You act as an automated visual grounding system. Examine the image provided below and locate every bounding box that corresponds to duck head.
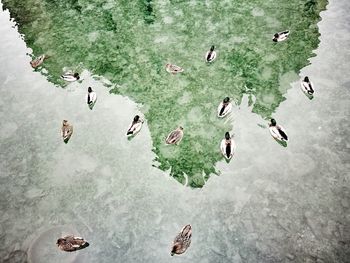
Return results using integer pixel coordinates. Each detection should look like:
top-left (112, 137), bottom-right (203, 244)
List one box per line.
top-left (56, 238), bottom-right (66, 247)
top-left (134, 115), bottom-right (140, 122)
top-left (223, 97), bottom-right (230, 103)
top-left (270, 118), bottom-right (277, 127)
top-left (171, 243), bottom-right (181, 256)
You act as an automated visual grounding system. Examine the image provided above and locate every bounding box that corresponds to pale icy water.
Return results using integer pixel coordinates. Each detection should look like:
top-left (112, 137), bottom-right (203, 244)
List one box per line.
top-left (0, 0), bottom-right (349, 263)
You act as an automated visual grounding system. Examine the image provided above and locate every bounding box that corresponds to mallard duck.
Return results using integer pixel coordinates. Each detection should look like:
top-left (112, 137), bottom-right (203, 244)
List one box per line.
top-left (86, 87), bottom-right (97, 110)
top-left (166, 127), bottom-right (184, 145)
top-left (300, 76), bottom-right (315, 96)
top-left (61, 120), bottom-right (73, 143)
top-left (205, 45), bottom-right (217, 62)
top-left (272, 30), bottom-right (290, 42)
top-left (171, 224), bottom-right (192, 256)
top-left (61, 72), bottom-right (80, 82)
top-left (56, 235), bottom-right (89, 252)
top-left (165, 64), bottom-right (184, 74)
top-left (220, 132), bottom-right (235, 160)
top-left (30, 54), bottom-right (47, 68)
top-left (217, 97), bottom-right (232, 118)
top-left (126, 115), bottom-right (144, 136)
top-left (269, 118), bottom-right (288, 142)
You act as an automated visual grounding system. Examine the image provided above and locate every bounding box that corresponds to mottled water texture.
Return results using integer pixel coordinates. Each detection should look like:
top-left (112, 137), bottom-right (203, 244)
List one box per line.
top-left (1, 0), bottom-right (328, 187)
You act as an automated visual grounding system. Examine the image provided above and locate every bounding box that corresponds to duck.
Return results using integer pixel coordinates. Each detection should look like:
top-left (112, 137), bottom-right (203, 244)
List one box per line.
top-left (61, 120), bottom-right (73, 143)
top-left (269, 118), bottom-right (288, 142)
top-left (272, 30), bottom-right (290, 42)
top-left (205, 45), bottom-right (217, 62)
top-left (56, 235), bottom-right (89, 252)
top-left (165, 64), bottom-right (184, 74)
top-left (220, 132), bottom-right (235, 160)
top-left (126, 115), bottom-right (144, 136)
top-left (166, 127), bottom-right (184, 145)
top-left (300, 76), bottom-right (315, 96)
top-left (61, 72), bottom-right (80, 82)
top-left (171, 224), bottom-right (192, 256)
top-left (217, 97), bottom-right (232, 118)
top-left (30, 54), bottom-right (47, 68)
top-left (86, 87), bottom-right (97, 110)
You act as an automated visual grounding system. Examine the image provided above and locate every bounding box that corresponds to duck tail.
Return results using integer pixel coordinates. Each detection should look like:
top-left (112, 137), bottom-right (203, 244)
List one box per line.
top-left (278, 128), bottom-right (288, 140)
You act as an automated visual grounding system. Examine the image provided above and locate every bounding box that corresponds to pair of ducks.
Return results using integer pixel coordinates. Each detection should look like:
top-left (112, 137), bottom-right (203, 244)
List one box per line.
top-left (60, 88), bottom-right (97, 142)
top-left (30, 55), bottom-right (81, 82)
top-left (57, 225), bottom-right (192, 256)
top-left (220, 118), bottom-right (289, 160)
top-left (165, 46), bottom-right (217, 74)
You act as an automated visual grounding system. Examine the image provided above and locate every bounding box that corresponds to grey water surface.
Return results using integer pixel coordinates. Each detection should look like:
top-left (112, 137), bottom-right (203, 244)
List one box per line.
top-left (0, 0), bottom-right (349, 262)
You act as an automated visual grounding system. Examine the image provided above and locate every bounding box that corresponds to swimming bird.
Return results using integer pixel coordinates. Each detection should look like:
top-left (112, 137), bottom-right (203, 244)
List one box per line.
top-left (272, 30), bottom-right (290, 42)
top-left (166, 127), bottom-right (184, 145)
top-left (30, 54), bottom-right (47, 68)
top-left (269, 118), bottom-right (288, 141)
top-left (127, 115), bottom-right (144, 136)
top-left (61, 72), bottom-right (80, 82)
top-left (220, 132), bottom-right (234, 160)
top-left (86, 87), bottom-right (97, 109)
top-left (165, 64), bottom-right (184, 74)
top-left (56, 235), bottom-right (89, 252)
top-left (61, 120), bottom-right (73, 143)
top-left (171, 224), bottom-right (192, 256)
top-left (217, 97), bottom-right (232, 118)
top-left (301, 76), bottom-right (314, 95)
top-left (205, 45), bottom-right (217, 62)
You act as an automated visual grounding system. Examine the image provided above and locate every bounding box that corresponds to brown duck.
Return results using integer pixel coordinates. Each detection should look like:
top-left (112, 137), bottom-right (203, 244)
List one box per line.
top-left (56, 235), bottom-right (89, 252)
top-left (61, 120), bottom-right (73, 143)
top-left (165, 127), bottom-right (184, 145)
top-left (171, 224), bottom-right (192, 256)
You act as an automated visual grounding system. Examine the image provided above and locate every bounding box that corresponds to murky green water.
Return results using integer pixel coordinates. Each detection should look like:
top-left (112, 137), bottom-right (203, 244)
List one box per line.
top-left (2, 0), bottom-right (327, 187)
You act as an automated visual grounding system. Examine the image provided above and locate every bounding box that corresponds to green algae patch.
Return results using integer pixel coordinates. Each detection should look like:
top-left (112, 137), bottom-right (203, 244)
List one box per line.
top-left (2, 0), bottom-right (327, 187)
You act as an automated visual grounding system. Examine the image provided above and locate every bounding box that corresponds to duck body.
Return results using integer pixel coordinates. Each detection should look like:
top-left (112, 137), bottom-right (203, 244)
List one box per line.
top-left (205, 50), bottom-right (217, 62)
top-left (165, 64), bottom-right (184, 74)
top-left (300, 79), bottom-right (315, 97)
top-left (269, 125), bottom-right (288, 142)
top-left (166, 127), bottom-right (184, 145)
top-left (61, 73), bottom-right (80, 82)
top-left (220, 138), bottom-right (235, 160)
top-left (57, 235), bottom-right (89, 252)
top-left (171, 225), bottom-right (192, 256)
top-left (126, 118), bottom-right (144, 136)
top-left (217, 101), bottom-right (232, 118)
top-left (272, 30), bottom-right (290, 42)
top-left (30, 55), bottom-right (46, 68)
top-left (62, 121), bottom-right (73, 143)
top-left (86, 91), bottom-right (97, 110)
